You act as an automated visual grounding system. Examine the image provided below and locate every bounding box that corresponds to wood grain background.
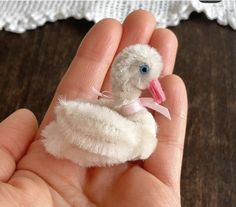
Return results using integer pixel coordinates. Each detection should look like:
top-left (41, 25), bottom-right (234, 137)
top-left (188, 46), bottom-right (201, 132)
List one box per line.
top-left (0, 13), bottom-right (235, 207)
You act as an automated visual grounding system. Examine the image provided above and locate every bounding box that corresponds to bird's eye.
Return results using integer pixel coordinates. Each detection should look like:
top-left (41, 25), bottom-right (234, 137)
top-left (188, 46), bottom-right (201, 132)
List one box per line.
top-left (139, 64), bottom-right (150, 75)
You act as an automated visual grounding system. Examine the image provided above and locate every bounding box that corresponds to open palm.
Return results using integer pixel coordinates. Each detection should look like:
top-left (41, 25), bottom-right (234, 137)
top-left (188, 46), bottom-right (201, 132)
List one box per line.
top-left (0, 10), bottom-right (187, 207)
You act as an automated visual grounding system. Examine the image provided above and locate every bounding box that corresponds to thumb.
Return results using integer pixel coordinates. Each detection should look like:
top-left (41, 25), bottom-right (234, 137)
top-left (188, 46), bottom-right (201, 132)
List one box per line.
top-left (0, 109), bottom-right (38, 181)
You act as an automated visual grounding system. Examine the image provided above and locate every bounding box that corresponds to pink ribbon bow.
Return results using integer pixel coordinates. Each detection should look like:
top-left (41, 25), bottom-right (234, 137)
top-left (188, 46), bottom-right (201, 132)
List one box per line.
top-left (120, 98), bottom-right (171, 120)
top-left (92, 86), bottom-right (171, 120)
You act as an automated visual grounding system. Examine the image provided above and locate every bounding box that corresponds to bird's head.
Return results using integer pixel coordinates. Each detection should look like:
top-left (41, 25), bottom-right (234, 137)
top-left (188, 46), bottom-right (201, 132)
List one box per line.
top-left (111, 44), bottom-right (165, 105)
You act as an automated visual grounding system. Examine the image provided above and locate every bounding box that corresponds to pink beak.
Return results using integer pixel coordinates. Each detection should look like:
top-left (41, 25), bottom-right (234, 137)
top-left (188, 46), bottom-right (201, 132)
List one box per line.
top-left (149, 79), bottom-right (166, 104)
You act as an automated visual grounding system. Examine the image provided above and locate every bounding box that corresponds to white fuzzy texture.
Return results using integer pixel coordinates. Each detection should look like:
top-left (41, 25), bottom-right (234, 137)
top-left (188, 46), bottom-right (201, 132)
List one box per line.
top-left (42, 44), bottom-right (163, 167)
top-left (1, 1), bottom-right (235, 33)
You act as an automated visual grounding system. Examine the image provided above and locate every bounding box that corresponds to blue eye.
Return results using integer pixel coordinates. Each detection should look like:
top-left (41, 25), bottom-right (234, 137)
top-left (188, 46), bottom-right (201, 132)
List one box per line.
top-left (139, 64), bottom-right (150, 74)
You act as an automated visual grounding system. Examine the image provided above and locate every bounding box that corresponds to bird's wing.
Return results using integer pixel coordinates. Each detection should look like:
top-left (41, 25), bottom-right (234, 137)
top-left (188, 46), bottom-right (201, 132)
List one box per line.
top-left (52, 100), bottom-right (139, 157)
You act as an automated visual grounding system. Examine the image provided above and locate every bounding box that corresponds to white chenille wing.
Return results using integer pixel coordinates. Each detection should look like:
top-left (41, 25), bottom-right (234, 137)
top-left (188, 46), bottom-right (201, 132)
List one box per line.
top-left (42, 99), bottom-right (141, 164)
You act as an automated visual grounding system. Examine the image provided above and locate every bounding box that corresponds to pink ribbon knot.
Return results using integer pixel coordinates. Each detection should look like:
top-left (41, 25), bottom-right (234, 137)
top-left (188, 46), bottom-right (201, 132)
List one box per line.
top-left (92, 87), bottom-right (171, 120)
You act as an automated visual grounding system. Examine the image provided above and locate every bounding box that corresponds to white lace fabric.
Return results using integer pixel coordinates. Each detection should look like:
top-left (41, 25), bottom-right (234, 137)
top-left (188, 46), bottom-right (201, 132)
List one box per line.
top-left (0, 0), bottom-right (235, 33)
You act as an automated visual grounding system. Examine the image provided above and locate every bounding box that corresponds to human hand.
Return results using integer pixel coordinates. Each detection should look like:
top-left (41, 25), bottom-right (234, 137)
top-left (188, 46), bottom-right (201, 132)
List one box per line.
top-left (0, 10), bottom-right (187, 207)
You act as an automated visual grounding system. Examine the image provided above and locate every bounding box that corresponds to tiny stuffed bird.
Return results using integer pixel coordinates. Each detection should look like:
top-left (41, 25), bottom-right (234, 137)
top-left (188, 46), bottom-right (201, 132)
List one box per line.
top-left (42, 44), bottom-right (170, 167)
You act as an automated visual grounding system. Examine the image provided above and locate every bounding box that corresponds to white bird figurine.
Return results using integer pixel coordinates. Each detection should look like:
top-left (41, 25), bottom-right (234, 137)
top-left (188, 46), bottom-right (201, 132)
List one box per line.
top-left (42, 44), bottom-right (170, 167)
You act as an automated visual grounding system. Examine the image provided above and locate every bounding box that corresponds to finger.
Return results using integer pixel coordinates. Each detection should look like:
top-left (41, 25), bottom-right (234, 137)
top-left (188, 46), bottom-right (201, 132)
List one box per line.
top-left (0, 109), bottom-right (38, 181)
top-left (141, 28), bottom-right (178, 98)
top-left (143, 75), bottom-right (188, 195)
top-left (149, 28), bottom-right (178, 76)
top-left (39, 19), bottom-right (122, 134)
top-left (117, 9), bottom-right (156, 53)
top-left (102, 9), bottom-right (156, 91)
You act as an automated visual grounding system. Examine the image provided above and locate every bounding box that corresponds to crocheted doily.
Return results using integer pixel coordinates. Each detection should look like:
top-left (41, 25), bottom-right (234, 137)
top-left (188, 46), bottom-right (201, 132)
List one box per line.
top-left (0, 1), bottom-right (235, 33)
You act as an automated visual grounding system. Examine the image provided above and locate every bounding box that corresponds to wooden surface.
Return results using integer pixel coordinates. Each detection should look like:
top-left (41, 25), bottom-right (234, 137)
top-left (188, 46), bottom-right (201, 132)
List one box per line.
top-left (0, 13), bottom-right (235, 207)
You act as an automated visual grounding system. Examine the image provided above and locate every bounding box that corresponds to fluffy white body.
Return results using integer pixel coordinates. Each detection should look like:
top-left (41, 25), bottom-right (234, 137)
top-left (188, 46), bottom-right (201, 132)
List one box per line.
top-left (42, 99), bottom-right (157, 166)
top-left (42, 44), bottom-right (163, 167)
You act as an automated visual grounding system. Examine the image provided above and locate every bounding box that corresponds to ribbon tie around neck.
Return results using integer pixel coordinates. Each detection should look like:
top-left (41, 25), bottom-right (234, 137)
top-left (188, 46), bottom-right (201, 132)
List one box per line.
top-left (92, 87), bottom-right (171, 120)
